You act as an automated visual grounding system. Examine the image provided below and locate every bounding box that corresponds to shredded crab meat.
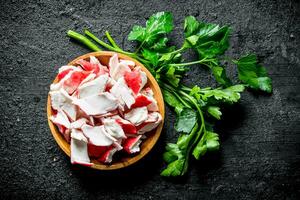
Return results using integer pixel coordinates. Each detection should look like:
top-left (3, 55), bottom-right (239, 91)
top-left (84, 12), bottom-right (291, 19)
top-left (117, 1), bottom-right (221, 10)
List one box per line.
top-left (119, 59), bottom-right (135, 67)
top-left (141, 87), bottom-right (159, 111)
top-left (110, 77), bottom-right (135, 109)
top-left (81, 124), bottom-right (115, 146)
top-left (79, 73), bottom-right (96, 87)
top-left (50, 109), bottom-right (70, 128)
top-left (137, 112), bottom-right (162, 134)
top-left (70, 118), bottom-right (88, 129)
top-left (98, 146), bottom-right (118, 163)
top-left (78, 74), bottom-right (109, 98)
top-left (71, 138), bottom-right (92, 166)
top-left (49, 54), bottom-right (162, 165)
top-left (71, 129), bottom-right (87, 142)
top-left (102, 118), bottom-right (126, 139)
top-left (108, 54), bottom-right (119, 78)
top-left (124, 107), bottom-right (148, 126)
top-left (73, 92), bottom-right (118, 115)
top-left (111, 63), bottom-right (131, 81)
top-left (123, 135), bottom-right (142, 154)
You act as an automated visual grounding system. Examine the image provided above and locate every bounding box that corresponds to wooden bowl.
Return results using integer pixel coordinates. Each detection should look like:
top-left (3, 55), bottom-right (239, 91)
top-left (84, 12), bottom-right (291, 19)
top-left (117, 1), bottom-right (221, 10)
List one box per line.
top-left (47, 51), bottom-right (165, 170)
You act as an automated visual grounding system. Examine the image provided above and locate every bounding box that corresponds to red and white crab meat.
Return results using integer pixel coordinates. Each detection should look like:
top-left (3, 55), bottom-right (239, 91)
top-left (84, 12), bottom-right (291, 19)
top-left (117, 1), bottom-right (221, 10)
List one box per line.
top-left (49, 54), bottom-right (162, 166)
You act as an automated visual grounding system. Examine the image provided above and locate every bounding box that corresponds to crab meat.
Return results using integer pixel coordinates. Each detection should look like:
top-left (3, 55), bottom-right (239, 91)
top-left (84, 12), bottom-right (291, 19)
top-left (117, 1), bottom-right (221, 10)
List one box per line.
top-left (124, 107), bottom-right (148, 126)
top-left (141, 87), bottom-right (159, 111)
top-left (58, 65), bottom-right (80, 73)
top-left (123, 135), bottom-right (142, 154)
top-left (50, 70), bottom-right (72, 91)
top-left (71, 129), bottom-right (87, 142)
top-left (63, 71), bottom-right (90, 94)
top-left (135, 67), bottom-right (147, 92)
top-left (57, 66), bottom-right (80, 81)
top-left (71, 137), bottom-right (92, 166)
top-left (108, 54), bottom-right (119, 77)
top-left (49, 90), bottom-right (67, 110)
top-left (108, 54), bottom-right (132, 81)
top-left (102, 118), bottom-right (126, 139)
top-left (113, 116), bottom-right (137, 135)
top-left (77, 56), bottom-right (108, 75)
top-left (50, 54), bottom-right (162, 165)
top-left (51, 66), bottom-right (84, 91)
top-left (78, 74), bottom-right (109, 98)
top-left (98, 146), bottom-right (118, 163)
top-left (73, 92), bottom-right (118, 115)
top-left (110, 78), bottom-right (135, 109)
top-left (56, 123), bottom-right (66, 134)
top-left (50, 88), bottom-right (77, 121)
top-left (131, 94), bottom-right (152, 108)
top-left (111, 63), bottom-right (131, 81)
top-left (81, 124), bottom-right (115, 146)
top-left (89, 56), bottom-right (109, 75)
top-left (70, 118), bottom-right (88, 129)
top-left (79, 73), bottom-right (96, 86)
top-left (65, 130), bottom-right (72, 143)
top-left (87, 144), bottom-right (110, 158)
top-left (56, 125), bottom-right (71, 143)
top-left (61, 104), bottom-right (77, 121)
top-left (114, 138), bottom-right (123, 151)
top-left (120, 59), bottom-right (135, 69)
top-left (124, 70), bottom-right (141, 95)
top-left (89, 116), bottom-right (95, 126)
top-left (93, 110), bottom-right (118, 119)
top-left (105, 77), bottom-right (116, 91)
top-left (137, 112), bottom-right (162, 134)
top-left (50, 109), bottom-right (70, 129)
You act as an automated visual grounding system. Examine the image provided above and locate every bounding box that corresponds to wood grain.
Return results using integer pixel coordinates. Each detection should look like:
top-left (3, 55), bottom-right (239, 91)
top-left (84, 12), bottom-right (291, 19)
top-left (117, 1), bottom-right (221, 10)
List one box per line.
top-left (47, 51), bottom-right (165, 170)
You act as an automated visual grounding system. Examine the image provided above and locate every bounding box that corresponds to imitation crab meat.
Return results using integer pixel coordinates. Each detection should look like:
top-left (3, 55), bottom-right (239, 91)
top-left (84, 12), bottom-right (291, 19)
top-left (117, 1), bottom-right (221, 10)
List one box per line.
top-left (49, 54), bottom-right (162, 166)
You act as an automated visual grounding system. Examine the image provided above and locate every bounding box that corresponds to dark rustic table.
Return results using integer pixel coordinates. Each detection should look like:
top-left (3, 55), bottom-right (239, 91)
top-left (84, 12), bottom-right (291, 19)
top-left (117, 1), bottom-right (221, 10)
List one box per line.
top-left (0, 0), bottom-right (299, 199)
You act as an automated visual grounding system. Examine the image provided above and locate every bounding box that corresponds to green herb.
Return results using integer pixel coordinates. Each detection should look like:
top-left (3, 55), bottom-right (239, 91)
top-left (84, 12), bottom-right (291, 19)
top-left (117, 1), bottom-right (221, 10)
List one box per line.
top-left (234, 54), bottom-right (272, 93)
top-left (128, 12), bottom-right (173, 52)
top-left (66, 11), bottom-right (272, 177)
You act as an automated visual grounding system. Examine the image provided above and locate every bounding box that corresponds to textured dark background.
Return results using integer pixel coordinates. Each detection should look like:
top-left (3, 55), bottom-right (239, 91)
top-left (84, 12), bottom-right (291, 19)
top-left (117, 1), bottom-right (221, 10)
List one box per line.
top-left (0, 0), bottom-right (299, 199)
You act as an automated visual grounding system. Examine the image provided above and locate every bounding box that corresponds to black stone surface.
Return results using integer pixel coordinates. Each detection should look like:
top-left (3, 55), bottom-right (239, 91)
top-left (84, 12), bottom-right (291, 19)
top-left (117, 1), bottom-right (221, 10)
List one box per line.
top-left (0, 0), bottom-right (299, 199)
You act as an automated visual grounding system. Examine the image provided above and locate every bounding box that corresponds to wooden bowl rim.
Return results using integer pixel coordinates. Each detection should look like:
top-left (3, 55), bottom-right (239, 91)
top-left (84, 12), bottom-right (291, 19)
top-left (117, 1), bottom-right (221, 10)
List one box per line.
top-left (47, 51), bottom-right (165, 170)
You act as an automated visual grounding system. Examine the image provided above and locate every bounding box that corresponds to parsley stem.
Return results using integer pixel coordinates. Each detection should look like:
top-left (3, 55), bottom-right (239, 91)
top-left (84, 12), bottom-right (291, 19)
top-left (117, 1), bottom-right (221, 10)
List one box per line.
top-left (180, 85), bottom-right (192, 92)
top-left (85, 30), bottom-right (121, 52)
top-left (168, 46), bottom-right (187, 55)
top-left (134, 40), bottom-right (145, 54)
top-left (84, 30), bottom-right (151, 65)
top-left (181, 123), bottom-right (201, 175)
top-left (161, 83), bottom-right (191, 108)
top-left (169, 57), bottom-right (214, 67)
top-left (67, 30), bottom-right (101, 51)
top-left (105, 31), bottom-right (122, 50)
top-left (179, 90), bottom-right (206, 133)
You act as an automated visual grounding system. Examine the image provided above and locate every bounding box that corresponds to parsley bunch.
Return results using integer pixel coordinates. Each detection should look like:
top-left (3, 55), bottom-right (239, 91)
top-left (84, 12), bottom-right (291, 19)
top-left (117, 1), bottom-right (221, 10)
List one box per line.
top-left (67, 12), bottom-right (272, 176)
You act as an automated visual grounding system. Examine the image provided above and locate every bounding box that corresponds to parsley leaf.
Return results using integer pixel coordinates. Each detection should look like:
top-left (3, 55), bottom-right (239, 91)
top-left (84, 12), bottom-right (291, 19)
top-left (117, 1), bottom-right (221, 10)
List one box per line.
top-left (162, 89), bottom-right (185, 114)
top-left (207, 106), bottom-right (222, 120)
top-left (175, 108), bottom-right (197, 133)
top-left (142, 49), bottom-right (159, 66)
top-left (149, 37), bottom-right (169, 51)
top-left (161, 123), bottom-right (199, 176)
top-left (183, 16), bottom-right (231, 58)
top-left (202, 84), bottom-right (245, 104)
top-left (165, 66), bottom-right (181, 87)
top-left (193, 131), bottom-right (220, 159)
top-left (191, 84), bottom-right (245, 104)
top-left (128, 12), bottom-right (173, 47)
top-left (235, 54), bottom-right (272, 93)
top-left (211, 66), bottom-right (232, 87)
